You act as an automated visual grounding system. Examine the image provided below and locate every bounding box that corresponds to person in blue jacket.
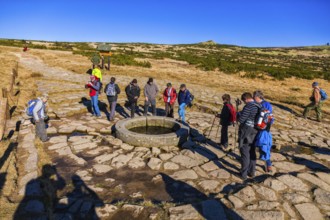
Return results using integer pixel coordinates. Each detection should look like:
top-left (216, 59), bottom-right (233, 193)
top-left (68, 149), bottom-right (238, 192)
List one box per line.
top-left (177, 84), bottom-right (191, 122)
top-left (253, 90), bottom-right (274, 173)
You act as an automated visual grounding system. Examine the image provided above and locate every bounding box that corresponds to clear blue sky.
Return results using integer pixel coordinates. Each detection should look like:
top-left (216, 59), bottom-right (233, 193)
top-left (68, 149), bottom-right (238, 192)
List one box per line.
top-left (0, 0), bottom-right (329, 47)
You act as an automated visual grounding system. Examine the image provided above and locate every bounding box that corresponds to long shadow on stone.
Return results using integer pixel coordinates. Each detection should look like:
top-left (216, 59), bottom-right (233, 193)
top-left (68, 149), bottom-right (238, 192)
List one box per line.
top-left (55, 174), bottom-right (104, 219)
top-left (13, 164), bottom-right (66, 220)
top-left (115, 103), bottom-right (130, 119)
top-left (0, 172), bottom-right (7, 195)
top-left (160, 173), bottom-right (243, 220)
top-left (0, 142), bottom-right (17, 170)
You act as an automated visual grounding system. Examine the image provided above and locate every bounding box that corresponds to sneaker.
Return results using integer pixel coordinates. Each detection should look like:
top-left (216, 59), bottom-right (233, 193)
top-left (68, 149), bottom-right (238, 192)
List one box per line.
top-left (96, 115), bottom-right (102, 119)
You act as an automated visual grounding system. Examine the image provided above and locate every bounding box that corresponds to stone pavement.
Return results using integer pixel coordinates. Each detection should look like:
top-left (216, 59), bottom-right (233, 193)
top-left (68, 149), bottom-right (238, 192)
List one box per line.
top-left (13, 53), bottom-right (330, 219)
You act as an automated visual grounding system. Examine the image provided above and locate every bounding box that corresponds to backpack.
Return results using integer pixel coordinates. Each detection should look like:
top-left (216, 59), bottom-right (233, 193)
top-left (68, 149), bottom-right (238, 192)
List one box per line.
top-left (26, 99), bottom-right (38, 117)
top-left (226, 103), bottom-right (237, 123)
top-left (254, 103), bottom-right (274, 130)
top-left (106, 83), bottom-right (116, 96)
top-left (320, 89), bottom-right (328, 101)
top-left (186, 91), bottom-right (194, 107)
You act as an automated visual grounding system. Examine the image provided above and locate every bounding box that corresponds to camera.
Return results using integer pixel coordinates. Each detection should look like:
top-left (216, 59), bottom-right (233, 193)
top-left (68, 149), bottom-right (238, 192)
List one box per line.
top-left (235, 98), bottom-right (242, 106)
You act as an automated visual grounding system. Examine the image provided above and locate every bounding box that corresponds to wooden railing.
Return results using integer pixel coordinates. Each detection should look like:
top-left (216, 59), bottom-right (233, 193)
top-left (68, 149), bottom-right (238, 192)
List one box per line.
top-left (0, 62), bottom-right (19, 141)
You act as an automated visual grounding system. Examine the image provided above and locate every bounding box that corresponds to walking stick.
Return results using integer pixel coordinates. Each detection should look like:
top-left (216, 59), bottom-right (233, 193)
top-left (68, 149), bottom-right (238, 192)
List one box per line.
top-left (208, 116), bottom-right (217, 138)
top-left (234, 98), bottom-right (242, 152)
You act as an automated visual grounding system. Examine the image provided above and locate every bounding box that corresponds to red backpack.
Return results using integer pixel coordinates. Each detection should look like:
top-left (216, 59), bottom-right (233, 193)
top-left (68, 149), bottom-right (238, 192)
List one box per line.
top-left (226, 103), bottom-right (237, 123)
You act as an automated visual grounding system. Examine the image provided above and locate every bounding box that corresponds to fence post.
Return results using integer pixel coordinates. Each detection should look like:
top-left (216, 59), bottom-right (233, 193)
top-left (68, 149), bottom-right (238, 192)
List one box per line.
top-left (0, 98), bottom-right (8, 141)
top-left (7, 73), bottom-right (15, 95)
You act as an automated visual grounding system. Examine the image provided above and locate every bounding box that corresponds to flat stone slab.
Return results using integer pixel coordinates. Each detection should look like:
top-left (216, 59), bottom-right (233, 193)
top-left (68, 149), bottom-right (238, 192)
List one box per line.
top-left (277, 174), bottom-right (309, 191)
top-left (295, 203), bottom-right (324, 220)
top-left (171, 170), bottom-right (198, 180)
top-left (92, 164), bottom-right (113, 174)
top-left (237, 210), bottom-right (284, 220)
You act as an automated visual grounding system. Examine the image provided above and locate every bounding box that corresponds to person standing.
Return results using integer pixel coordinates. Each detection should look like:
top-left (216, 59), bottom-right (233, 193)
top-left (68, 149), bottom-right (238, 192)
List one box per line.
top-left (177, 84), bottom-right (191, 123)
top-left (217, 94), bottom-right (236, 150)
top-left (303, 82), bottom-right (325, 122)
top-left (253, 90), bottom-right (274, 173)
top-left (144, 78), bottom-right (159, 116)
top-left (92, 66), bottom-right (103, 82)
top-left (33, 95), bottom-right (49, 142)
top-left (163, 83), bottom-right (177, 117)
top-left (104, 77), bottom-right (121, 121)
top-left (125, 79), bottom-right (141, 118)
top-left (85, 75), bottom-right (101, 118)
top-left (237, 92), bottom-right (259, 181)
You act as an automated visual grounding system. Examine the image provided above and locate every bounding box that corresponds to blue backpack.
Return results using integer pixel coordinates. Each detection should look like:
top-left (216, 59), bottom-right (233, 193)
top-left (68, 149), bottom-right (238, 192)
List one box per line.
top-left (26, 99), bottom-right (38, 117)
top-left (320, 89), bottom-right (328, 101)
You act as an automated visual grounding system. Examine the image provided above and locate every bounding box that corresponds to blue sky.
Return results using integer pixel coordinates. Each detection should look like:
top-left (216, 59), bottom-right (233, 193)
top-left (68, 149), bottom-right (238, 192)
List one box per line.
top-left (0, 0), bottom-right (329, 47)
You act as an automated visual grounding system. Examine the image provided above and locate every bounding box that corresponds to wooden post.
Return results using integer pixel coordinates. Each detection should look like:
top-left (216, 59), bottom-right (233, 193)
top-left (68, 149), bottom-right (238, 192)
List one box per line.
top-left (0, 98), bottom-right (8, 141)
top-left (2, 88), bottom-right (7, 99)
top-left (101, 57), bottom-right (104, 69)
top-left (8, 73), bottom-right (15, 95)
top-left (108, 56), bottom-right (111, 71)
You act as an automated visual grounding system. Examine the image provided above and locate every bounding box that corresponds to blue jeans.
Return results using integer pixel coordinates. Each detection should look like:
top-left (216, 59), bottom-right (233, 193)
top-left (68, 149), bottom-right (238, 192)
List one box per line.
top-left (266, 160), bottom-right (272, 167)
top-left (91, 95), bottom-right (101, 116)
top-left (179, 103), bottom-right (186, 122)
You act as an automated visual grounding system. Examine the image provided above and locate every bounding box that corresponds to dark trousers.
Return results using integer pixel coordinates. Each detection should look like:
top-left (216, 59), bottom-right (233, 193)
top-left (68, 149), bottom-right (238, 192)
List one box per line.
top-left (238, 125), bottom-right (258, 178)
top-left (107, 96), bottom-right (117, 120)
top-left (220, 125), bottom-right (228, 147)
top-left (144, 99), bottom-right (156, 116)
top-left (165, 102), bottom-right (174, 117)
top-left (36, 120), bottom-right (48, 142)
top-left (129, 100), bottom-right (138, 118)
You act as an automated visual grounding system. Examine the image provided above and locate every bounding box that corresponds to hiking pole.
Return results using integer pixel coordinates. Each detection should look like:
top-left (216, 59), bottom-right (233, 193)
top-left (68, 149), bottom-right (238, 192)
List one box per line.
top-left (208, 115), bottom-right (217, 138)
top-left (234, 98), bottom-right (242, 152)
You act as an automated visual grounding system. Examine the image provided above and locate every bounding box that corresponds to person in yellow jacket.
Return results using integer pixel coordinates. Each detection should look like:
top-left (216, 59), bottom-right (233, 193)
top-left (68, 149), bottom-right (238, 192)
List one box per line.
top-left (92, 67), bottom-right (103, 82)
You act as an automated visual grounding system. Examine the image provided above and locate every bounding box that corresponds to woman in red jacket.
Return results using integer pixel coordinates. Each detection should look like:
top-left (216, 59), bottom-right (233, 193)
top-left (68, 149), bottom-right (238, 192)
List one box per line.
top-left (163, 83), bottom-right (177, 117)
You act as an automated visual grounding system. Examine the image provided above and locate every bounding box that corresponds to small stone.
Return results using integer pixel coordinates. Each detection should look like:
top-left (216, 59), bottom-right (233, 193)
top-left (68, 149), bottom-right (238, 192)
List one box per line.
top-left (128, 157), bottom-right (146, 169)
top-left (208, 169), bottom-right (231, 179)
top-left (171, 169), bottom-right (198, 180)
top-left (111, 153), bottom-right (135, 168)
top-left (171, 155), bottom-right (202, 168)
top-left (49, 135), bottom-right (67, 144)
top-left (120, 143), bottom-right (134, 151)
top-left (135, 147), bottom-right (150, 152)
top-left (152, 174), bottom-right (162, 183)
top-left (109, 138), bottom-right (123, 146)
top-left (234, 186), bottom-right (256, 203)
top-left (253, 185), bottom-right (277, 201)
top-left (147, 157), bottom-right (162, 170)
top-left (130, 192), bottom-right (143, 198)
top-left (263, 178), bottom-right (287, 192)
top-left (92, 164), bottom-right (113, 174)
top-left (316, 172), bottom-right (330, 185)
top-left (71, 142), bottom-right (98, 152)
top-left (283, 202), bottom-right (296, 218)
top-left (201, 161), bottom-right (219, 172)
top-left (159, 153), bottom-right (174, 161)
top-left (47, 127), bottom-right (57, 134)
top-left (198, 180), bottom-right (220, 193)
top-left (151, 147), bottom-right (161, 156)
top-left (283, 193), bottom-right (311, 204)
top-left (297, 173), bottom-right (330, 191)
top-left (277, 174), bottom-right (309, 191)
top-left (94, 152), bottom-right (119, 164)
top-left (163, 162), bottom-right (180, 171)
top-left (228, 195), bottom-right (244, 209)
top-left (314, 188), bottom-right (330, 205)
top-left (295, 203), bottom-right (324, 220)
top-left (273, 161), bottom-right (305, 172)
top-left (192, 166), bottom-right (209, 178)
top-left (237, 210), bottom-right (284, 220)
top-left (68, 154), bottom-right (87, 166)
top-left (169, 204), bottom-right (203, 220)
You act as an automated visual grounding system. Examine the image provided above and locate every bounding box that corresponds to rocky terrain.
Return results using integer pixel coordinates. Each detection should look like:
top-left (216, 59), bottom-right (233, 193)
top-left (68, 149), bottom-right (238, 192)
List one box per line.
top-left (1, 52), bottom-right (330, 219)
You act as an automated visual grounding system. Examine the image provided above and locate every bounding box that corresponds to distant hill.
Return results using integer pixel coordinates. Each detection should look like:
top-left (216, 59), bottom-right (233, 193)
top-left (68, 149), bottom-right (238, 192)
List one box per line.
top-left (199, 40), bottom-right (217, 45)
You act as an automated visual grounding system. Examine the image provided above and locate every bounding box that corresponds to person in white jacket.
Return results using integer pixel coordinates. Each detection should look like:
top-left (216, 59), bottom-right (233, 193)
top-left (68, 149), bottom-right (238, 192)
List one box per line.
top-left (33, 95), bottom-right (49, 142)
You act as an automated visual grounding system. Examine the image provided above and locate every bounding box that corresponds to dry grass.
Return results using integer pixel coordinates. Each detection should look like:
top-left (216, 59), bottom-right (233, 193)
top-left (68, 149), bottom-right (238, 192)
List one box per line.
top-left (22, 47), bottom-right (330, 116)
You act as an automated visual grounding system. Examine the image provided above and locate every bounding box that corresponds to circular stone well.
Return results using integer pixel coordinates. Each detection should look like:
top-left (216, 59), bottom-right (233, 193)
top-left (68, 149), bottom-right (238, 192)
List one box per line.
top-left (115, 116), bottom-right (189, 148)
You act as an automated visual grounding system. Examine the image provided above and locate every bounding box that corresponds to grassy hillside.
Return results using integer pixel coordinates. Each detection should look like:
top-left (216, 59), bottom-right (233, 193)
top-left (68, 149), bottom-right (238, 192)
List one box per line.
top-left (1, 38), bottom-right (329, 81)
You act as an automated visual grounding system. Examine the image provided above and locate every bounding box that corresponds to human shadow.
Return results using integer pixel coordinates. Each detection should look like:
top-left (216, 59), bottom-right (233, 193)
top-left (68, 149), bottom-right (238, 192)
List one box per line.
top-left (137, 104), bottom-right (167, 116)
top-left (54, 174), bottom-right (104, 219)
top-left (14, 164), bottom-right (66, 220)
top-left (0, 142), bottom-right (17, 170)
top-left (270, 102), bottom-right (300, 116)
top-left (116, 103), bottom-right (130, 119)
top-left (0, 172), bottom-right (6, 195)
top-left (160, 173), bottom-right (243, 220)
top-left (124, 101), bottom-right (142, 117)
top-left (79, 97), bottom-right (110, 119)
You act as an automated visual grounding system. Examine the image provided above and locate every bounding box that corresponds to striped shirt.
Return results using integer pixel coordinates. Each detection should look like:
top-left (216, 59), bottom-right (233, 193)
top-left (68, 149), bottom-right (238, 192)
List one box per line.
top-left (238, 101), bottom-right (259, 127)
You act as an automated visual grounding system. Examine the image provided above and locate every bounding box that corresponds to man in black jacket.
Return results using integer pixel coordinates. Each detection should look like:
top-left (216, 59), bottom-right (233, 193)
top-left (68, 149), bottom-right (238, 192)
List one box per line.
top-left (237, 92), bottom-right (259, 181)
top-left (104, 77), bottom-right (121, 121)
top-left (125, 79), bottom-right (140, 118)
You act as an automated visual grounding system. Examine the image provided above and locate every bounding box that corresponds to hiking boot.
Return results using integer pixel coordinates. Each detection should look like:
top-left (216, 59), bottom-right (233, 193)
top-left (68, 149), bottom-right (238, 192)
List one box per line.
top-left (267, 166), bottom-right (273, 173)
